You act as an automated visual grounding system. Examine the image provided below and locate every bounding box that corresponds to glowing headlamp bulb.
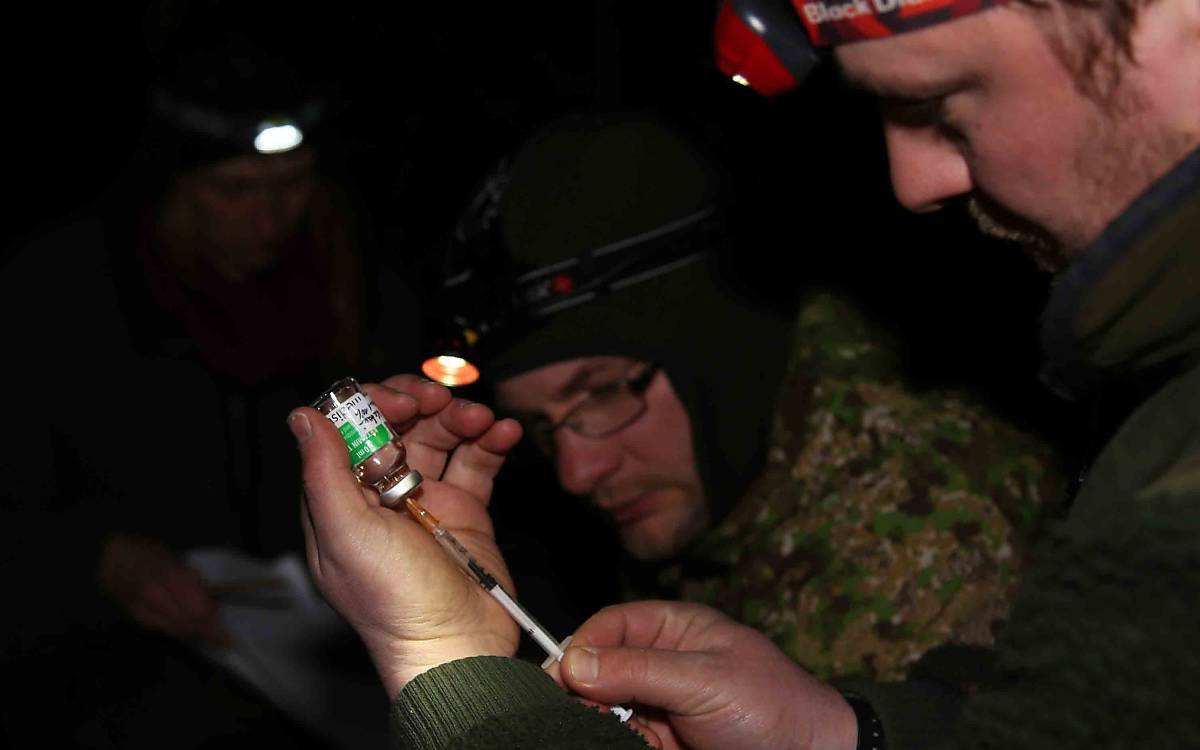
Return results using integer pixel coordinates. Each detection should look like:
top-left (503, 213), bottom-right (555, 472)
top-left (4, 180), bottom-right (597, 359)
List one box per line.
top-left (421, 354), bottom-right (481, 387)
top-left (255, 121), bottom-right (304, 154)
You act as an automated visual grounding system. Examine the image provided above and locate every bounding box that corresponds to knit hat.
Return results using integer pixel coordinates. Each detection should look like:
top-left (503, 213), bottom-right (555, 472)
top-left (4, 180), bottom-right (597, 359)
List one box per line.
top-left (439, 112), bottom-right (796, 518)
top-left (142, 4), bottom-right (336, 175)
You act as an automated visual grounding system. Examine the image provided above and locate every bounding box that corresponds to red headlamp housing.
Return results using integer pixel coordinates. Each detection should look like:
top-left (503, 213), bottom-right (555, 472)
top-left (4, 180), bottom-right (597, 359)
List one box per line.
top-left (716, 0), bottom-right (1010, 96)
top-left (713, 0), bottom-right (820, 97)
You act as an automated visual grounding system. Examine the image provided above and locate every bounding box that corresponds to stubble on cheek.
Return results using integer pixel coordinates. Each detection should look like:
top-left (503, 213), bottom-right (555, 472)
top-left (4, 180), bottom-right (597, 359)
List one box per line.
top-left (967, 194), bottom-right (1072, 273)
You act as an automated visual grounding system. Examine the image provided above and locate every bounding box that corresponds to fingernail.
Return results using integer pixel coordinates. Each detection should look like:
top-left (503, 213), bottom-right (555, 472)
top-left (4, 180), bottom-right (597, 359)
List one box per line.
top-left (565, 646), bottom-right (599, 684)
top-left (456, 399), bottom-right (475, 409)
top-left (287, 411), bottom-right (311, 443)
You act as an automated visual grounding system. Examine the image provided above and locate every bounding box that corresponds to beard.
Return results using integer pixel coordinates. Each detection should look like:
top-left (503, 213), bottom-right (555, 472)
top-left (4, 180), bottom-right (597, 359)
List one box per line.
top-left (595, 478), bottom-right (709, 562)
top-left (967, 194), bottom-right (1071, 274)
top-left (967, 105), bottom-right (1196, 276)
top-left (960, 21), bottom-right (1200, 276)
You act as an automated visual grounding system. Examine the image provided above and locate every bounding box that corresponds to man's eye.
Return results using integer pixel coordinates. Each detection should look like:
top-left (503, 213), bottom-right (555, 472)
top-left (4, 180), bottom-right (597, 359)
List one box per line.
top-left (586, 381), bottom-right (625, 403)
top-left (882, 96), bottom-right (945, 128)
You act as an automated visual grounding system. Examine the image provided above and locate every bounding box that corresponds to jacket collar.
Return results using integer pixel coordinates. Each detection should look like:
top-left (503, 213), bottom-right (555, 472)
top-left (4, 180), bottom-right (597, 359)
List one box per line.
top-left (1040, 147), bottom-right (1200, 401)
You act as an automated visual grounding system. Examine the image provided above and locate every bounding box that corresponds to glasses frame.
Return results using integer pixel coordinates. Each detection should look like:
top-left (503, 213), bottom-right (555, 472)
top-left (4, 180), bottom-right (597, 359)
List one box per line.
top-left (526, 362), bottom-right (661, 454)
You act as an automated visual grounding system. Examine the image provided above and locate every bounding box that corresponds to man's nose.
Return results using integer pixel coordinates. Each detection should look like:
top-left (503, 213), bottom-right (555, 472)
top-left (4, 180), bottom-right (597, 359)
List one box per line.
top-left (555, 430), bottom-right (621, 496)
top-left (883, 123), bottom-right (972, 213)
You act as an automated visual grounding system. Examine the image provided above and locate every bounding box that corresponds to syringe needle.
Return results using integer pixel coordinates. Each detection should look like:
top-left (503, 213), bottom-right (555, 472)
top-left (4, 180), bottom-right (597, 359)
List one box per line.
top-left (401, 494), bottom-right (633, 724)
top-left (404, 496), bottom-right (566, 662)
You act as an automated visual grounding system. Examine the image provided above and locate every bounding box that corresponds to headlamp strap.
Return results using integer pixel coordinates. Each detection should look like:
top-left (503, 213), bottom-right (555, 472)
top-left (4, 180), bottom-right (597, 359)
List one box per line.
top-left (513, 207), bottom-right (716, 317)
top-left (794, 0), bottom-right (1009, 46)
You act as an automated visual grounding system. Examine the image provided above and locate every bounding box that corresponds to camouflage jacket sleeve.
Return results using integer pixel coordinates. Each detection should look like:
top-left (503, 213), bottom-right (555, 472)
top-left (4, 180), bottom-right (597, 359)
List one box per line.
top-left (836, 482), bottom-right (1200, 750)
top-left (660, 291), bottom-right (1066, 681)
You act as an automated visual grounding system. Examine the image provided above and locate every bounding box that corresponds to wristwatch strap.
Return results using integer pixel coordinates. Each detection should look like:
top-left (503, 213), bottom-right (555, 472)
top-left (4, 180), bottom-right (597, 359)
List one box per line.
top-left (842, 691), bottom-right (886, 750)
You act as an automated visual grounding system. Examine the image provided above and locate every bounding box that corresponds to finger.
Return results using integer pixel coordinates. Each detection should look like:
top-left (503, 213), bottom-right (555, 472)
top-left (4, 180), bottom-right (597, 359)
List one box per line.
top-left (288, 407), bottom-right (375, 553)
top-left (628, 720), bottom-right (664, 749)
top-left (300, 493), bottom-right (322, 575)
top-left (130, 596), bottom-right (226, 646)
top-left (161, 566), bottom-right (214, 622)
top-left (402, 401), bottom-right (498, 479)
top-left (561, 644), bottom-right (722, 718)
top-left (544, 654), bottom-right (564, 686)
top-left (563, 696), bottom-right (663, 748)
top-left (370, 378), bottom-right (493, 470)
top-left (570, 601), bottom-right (724, 652)
top-left (440, 419), bottom-right (523, 504)
top-left (138, 580), bottom-right (210, 639)
top-left (200, 611), bottom-right (233, 649)
top-left (129, 601), bottom-right (187, 637)
top-left (139, 579), bottom-right (187, 624)
top-left (370, 377), bottom-right (451, 425)
top-left (362, 381), bottom-right (431, 426)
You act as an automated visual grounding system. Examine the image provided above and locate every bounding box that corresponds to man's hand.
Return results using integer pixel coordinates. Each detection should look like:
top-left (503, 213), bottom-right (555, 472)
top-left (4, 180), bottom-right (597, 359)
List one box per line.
top-left (553, 600), bottom-right (857, 750)
top-left (290, 375), bottom-right (523, 697)
top-left (98, 533), bottom-right (231, 648)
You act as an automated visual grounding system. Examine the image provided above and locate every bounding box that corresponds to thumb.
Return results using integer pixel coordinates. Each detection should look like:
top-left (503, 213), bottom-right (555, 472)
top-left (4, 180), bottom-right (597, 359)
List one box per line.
top-left (561, 644), bottom-right (720, 718)
top-left (289, 407), bottom-right (368, 535)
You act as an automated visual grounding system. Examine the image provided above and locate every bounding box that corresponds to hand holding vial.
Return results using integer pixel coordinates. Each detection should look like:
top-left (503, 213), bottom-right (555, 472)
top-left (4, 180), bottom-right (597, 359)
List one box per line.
top-left (289, 375), bottom-right (524, 697)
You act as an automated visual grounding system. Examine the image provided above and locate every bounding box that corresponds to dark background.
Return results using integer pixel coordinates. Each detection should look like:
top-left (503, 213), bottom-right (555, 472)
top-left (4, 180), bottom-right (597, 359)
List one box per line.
top-left (4, 0), bottom-right (1080, 680)
top-left (3, 0), bottom-right (1065, 422)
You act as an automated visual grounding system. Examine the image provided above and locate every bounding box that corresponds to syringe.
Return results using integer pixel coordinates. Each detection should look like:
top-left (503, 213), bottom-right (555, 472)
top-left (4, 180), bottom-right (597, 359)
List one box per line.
top-left (403, 495), bottom-right (565, 662)
top-left (402, 494), bottom-right (634, 725)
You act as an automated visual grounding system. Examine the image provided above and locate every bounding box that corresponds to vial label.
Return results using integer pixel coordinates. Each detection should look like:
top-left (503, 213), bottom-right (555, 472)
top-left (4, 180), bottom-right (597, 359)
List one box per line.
top-left (327, 391), bottom-right (394, 465)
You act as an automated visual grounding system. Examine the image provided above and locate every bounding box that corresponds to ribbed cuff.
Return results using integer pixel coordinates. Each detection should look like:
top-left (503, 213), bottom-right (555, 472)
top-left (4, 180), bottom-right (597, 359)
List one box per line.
top-left (392, 656), bottom-right (566, 750)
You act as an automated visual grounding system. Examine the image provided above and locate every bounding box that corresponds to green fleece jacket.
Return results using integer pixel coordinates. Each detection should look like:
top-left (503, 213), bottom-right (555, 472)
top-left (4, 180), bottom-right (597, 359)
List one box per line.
top-left (388, 151), bottom-right (1200, 749)
top-left (392, 657), bottom-right (650, 749)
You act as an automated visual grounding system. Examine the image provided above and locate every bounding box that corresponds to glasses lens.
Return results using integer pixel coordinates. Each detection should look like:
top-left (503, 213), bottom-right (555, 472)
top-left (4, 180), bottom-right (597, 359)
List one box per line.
top-left (571, 389), bottom-right (646, 438)
top-left (519, 363), bottom-right (657, 452)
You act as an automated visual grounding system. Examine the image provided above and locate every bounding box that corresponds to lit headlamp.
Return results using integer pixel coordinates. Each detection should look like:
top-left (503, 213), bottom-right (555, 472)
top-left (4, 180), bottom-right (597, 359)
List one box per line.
top-left (420, 206), bottom-right (718, 388)
top-left (151, 90), bottom-right (323, 156)
top-left (715, 0), bottom-right (822, 97)
top-left (714, 0), bottom-right (1010, 96)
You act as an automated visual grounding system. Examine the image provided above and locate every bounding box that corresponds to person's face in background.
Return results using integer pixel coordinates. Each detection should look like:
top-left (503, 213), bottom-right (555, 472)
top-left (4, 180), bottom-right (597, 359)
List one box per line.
top-left (496, 356), bottom-right (709, 562)
top-left (169, 147), bottom-right (317, 281)
top-left (835, 3), bottom-right (1200, 270)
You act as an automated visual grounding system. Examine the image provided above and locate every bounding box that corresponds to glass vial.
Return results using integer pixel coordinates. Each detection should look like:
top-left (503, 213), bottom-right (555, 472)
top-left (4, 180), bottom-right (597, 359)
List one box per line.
top-left (311, 377), bottom-right (423, 507)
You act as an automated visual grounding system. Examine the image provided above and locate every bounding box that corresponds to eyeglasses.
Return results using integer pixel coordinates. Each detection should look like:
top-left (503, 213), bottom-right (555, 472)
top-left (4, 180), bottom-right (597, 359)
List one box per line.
top-left (521, 363), bottom-right (660, 456)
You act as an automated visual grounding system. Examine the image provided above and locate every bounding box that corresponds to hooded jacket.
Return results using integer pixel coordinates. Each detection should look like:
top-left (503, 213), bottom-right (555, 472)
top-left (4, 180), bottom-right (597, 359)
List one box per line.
top-left (383, 150), bottom-right (1200, 750)
top-left (840, 147), bottom-right (1200, 749)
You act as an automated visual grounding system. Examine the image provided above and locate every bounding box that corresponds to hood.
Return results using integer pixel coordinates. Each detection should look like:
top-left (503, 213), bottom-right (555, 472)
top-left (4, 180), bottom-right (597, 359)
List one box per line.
top-left (1040, 148), bottom-right (1200, 400)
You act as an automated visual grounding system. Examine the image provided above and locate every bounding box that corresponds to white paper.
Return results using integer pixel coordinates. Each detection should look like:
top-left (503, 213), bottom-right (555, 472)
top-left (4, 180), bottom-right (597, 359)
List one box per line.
top-left (185, 548), bottom-right (391, 749)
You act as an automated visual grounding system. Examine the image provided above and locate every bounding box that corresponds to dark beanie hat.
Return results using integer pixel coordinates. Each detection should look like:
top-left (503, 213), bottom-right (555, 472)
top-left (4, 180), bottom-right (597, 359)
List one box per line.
top-left (142, 3), bottom-right (335, 175)
top-left (461, 112), bottom-right (795, 518)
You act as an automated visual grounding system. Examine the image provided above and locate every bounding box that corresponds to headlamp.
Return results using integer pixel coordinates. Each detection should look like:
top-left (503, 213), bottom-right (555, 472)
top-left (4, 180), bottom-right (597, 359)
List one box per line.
top-left (151, 90), bottom-right (323, 157)
top-left (253, 120), bottom-right (305, 154)
top-left (714, 0), bottom-right (1010, 96)
top-left (420, 355), bottom-right (482, 388)
top-left (714, 0), bottom-right (821, 97)
top-left (419, 206), bottom-right (719, 388)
